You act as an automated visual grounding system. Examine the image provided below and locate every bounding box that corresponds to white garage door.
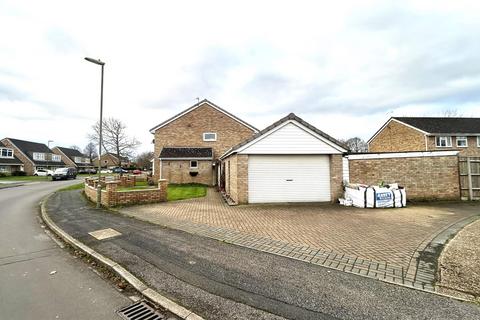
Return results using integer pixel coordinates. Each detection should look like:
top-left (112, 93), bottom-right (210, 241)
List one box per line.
top-left (248, 155), bottom-right (331, 203)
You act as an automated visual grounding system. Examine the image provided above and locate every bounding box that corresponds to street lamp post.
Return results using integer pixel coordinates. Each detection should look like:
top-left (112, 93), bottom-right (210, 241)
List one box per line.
top-left (84, 57), bottom-right (105, 208)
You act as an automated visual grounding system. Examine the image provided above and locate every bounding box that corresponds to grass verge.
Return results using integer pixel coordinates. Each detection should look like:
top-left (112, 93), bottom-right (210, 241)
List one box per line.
top-left (57, 183), bottom-right (84, 192)
top-left (167, 183), bottom-right (207, 201)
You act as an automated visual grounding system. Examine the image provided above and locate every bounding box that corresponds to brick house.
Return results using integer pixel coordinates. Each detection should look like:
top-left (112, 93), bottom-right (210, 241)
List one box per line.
top-left (150, 99), bottom-right (258, 185)
top-left (93, 153), bottom-right (131, 169)
top-left (0, 141), bottom-right (24, 174)
top-left (368, 117), bottom-right (480, 156)
top-left (52, 146), bottom-right (95, 172)
top-left (220, 113), bottom-right (348, 204)
top-left (1, 138), bottom-right (66, 175)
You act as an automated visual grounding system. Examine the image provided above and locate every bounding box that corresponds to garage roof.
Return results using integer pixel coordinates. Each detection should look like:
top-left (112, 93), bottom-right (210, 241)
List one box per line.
top-left (221, 113), bottom-right (348, 159)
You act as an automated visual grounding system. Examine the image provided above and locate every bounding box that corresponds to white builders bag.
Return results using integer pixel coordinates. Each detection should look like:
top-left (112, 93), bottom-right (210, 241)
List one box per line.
top-left (344, 184), bottom-right (406, 208)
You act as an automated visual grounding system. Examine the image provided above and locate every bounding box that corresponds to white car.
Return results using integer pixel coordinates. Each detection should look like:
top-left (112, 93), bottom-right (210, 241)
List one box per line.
top-left (100, 169), bottom-right (112, 174)
top-left (34, 169), bottom-right (54, 176)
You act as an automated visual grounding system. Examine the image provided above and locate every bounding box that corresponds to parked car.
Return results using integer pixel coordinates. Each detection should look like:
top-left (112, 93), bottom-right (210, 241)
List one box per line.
top-left (34, 169), bottom-right (53, 176)
top-left (112, 167), bottom-right (128, 174)
top-left (132, 169), bottom-right (142, 175)
top-left (78, 168), bottom-right (97, 174)
top-left (100, 169), bottom-right (113, 174)
top-left (52, 167), bottom-right (77, 181)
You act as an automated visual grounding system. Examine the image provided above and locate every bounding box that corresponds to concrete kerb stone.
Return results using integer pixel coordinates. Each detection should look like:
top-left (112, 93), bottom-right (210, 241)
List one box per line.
top-left (40, 192), bottom-right (205, 320)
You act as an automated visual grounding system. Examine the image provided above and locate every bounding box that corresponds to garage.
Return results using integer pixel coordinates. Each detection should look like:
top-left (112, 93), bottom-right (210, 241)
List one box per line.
top-left (248, 155), bottom-right (331, 203)
top-left (220, 113), bottom-right (348, 204)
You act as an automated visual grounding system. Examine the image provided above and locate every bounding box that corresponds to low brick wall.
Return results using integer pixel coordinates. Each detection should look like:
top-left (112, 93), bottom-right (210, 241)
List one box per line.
top-left (348, 153), bottom-right (460, 200)
top-left (84, 178), bottom-right (168, 207)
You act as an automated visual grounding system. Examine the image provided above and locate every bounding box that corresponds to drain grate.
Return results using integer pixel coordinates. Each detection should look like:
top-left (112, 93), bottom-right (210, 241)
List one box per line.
top-left (117, 300), bottom-right (164, 320)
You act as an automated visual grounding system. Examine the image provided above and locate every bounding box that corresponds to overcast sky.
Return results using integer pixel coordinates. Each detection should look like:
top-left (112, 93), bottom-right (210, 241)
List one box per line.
top-left (1, 0), bottom-right (480, 154)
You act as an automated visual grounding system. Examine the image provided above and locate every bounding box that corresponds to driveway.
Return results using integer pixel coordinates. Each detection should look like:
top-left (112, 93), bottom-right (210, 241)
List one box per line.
top-left (120, 188), bottom-right (480, 289)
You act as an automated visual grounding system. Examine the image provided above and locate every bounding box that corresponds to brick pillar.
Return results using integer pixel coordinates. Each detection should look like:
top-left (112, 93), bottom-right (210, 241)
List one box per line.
top-left (120, 176), bottom-right (127, 186)
top-left (158, 179), bottom-right (168, 202)
top-left (105, 182), bottom-right (118, 206)
top-left (330, 154), bottom-right (344, 202)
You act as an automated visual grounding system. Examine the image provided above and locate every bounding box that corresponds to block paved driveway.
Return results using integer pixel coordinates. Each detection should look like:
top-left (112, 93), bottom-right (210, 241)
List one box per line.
top-left (120, 189), bottom-right (479, 289)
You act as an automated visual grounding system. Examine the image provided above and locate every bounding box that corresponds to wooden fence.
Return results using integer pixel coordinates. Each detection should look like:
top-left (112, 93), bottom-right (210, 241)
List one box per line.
top-left (459, 157), bottom-right (480, 200)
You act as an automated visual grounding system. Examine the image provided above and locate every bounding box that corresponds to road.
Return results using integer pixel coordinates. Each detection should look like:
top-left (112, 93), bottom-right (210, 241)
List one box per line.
top-left (0, 180), bottom-right (130, 320)
top-left (47, 189), bottom-right (480, 320)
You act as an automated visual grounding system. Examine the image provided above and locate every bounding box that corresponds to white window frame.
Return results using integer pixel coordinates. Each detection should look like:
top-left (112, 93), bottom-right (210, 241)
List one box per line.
top-left (0, 148), bottom-right (13, 158)
top-left (0, 166), bottom-right (7, 172)
top-left (190, 160), bottom-right (198, 169)
top-left (52, 154), bottom-right (61, 162)
top-left (456, 136), bottom-right (468, 148)
top-left (435, 136), bottom-right (452, 147)
top-left (477, 136), bottom-right (480, 147)
top-left (33, 152), bottom-right (46, 160)
top-left (203, 132), bottom-right (217, 142)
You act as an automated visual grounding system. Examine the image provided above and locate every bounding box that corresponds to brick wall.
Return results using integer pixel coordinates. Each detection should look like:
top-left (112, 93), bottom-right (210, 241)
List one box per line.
top-left (348, 155), bottom-right (460, 200)
top-left (84, 179), bottom-right (168, 207)
top-left (369, 120), bottom-right (426, 152)
top-left (160, 160), bottom-right (212, 185)
top-left (1, 138), bottom-right (35, 175)
top-left (225, 154), bottom-right (248, 204)
top-left (330, 154), bottom-right (343, 201)
top-left (153, 103), bottom-right (255, 181)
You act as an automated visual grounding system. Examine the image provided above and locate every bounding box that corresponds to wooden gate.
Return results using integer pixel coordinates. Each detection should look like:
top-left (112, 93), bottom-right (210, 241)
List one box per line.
top-left (459, 157), bottom-right (480, 200)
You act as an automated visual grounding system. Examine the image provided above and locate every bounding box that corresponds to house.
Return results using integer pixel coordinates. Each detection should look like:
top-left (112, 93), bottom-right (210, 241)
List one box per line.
top-left (93, 153), bottom-right (131, 169)
top-left (0, 141), bottom-right (24, 174)
top-left (368, 117), bottom-right (480, 156)
top-left (52, 147), bottom-right (95, 172)
top-left (150, 99), bottom-right (258, 185)
top-left (220, 113), bottom-right (348, 204)
top-left (1, 138), bottom-right (66, 175)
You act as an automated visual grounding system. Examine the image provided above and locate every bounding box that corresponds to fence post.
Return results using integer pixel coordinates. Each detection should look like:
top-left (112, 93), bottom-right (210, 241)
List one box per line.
top-left (467, 157), bottom-right (473, 201)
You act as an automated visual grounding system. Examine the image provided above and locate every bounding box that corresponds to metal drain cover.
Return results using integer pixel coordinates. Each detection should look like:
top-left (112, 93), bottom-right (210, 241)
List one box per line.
top-left (117, 300), bottom-right (164, 320)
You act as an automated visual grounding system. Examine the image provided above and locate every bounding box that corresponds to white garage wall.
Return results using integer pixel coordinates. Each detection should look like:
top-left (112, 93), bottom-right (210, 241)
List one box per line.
top-left (239, 122), bottom-right (342, 155)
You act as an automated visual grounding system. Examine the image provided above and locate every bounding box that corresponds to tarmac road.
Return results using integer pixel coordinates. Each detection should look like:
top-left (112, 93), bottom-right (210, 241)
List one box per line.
top-left (0, 180), bottom-right (130, 320)
top-left (47, 189), bottom-right (480, 320)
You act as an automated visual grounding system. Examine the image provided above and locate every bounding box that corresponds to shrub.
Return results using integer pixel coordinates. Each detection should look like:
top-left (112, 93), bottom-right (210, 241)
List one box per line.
top-left (12, 171), bottom-right (27, 176)
top-left (0, 172), bottom-right (10, 177)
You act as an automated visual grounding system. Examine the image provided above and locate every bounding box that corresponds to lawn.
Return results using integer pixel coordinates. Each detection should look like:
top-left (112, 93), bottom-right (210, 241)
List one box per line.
top-left (167, 183), bottom-right (207, 201)
top-left (0, 175), bottom-right (50, 182)
top-left (57, 183), bottom-right (84, 191)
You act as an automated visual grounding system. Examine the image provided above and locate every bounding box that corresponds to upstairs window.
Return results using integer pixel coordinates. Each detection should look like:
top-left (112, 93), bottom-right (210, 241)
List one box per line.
top-left (477, 136), bottom-right (480, 147)
top-left (33, 152), bottom-right (45, 160)
top-left (456, 136), bottom-right (468, 148)
top-left (52, 154), bottom-right (61, 162)
top-left (435, 136), bottom-right (452, 147)
top-left (203, 132), bottom-right (217, 141)
top-left (0, 148), bottom-right (13, 158)
top-left (190, 160), bottom-right (198, 169)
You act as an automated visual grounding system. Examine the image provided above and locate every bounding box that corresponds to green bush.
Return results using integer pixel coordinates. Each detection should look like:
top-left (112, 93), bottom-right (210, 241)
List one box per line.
top-left (12, 171), bottom-right (27, 176)
top-left (0, 172), bottom-right (10, 177)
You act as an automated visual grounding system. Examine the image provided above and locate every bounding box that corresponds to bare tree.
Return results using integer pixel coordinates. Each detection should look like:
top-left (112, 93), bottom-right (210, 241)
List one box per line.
top-left (83, 142), bottom-right (98, 162)
top-left (135, 151), bottom-right (154, 170)
top-left (88, 117), bottom-right (141, 167)
top-left (441, 108), bottom-right (463, 117)
top-left (69, 145), bottom-right (81, 151)
top-left (343, 137), bottom-right (368, 153)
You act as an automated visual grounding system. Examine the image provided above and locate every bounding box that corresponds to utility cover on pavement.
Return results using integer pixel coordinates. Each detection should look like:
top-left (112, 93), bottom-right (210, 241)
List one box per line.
top-left (117, 300), bottom-right (164, 320)
top-left (88, 228), bottom-right (122, 240)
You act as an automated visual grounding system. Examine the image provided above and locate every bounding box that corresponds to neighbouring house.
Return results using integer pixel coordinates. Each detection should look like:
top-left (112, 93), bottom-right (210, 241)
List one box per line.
top-left (1, 138), bottom-right (66, 175)
top-left (368, 117), bottom-right (480, 156)
top-left (220, 113), bottom-right (348, 204)
top-left (0, 141), bottom-right (24, 174)
top-left (150, 99), bottom-right (258, 185)
top-left (93, 153), bottom-right (131, 169)
top-left (52, 147), bottom-right (95, 172)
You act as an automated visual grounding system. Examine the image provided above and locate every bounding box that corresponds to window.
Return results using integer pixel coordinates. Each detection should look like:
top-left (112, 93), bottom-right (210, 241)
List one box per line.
top-left (0, 148), bottom-right (13, 158)
top-left (0, 166), bottom-right (7, 172)
top-left (478, 136), bottom-right (480, 147)
top-left (52, 154), bottom-right (61, 162)
top-left (456, 136), bottom-right (468, 147)
top-left (203, 132), bottom-right (217, 141)
top-left (190, 160), bottom-right (198, 169)
top-left (74, 156), bottom-right (82, 163)
top-left (435, 136), bottom-right (452, 147)
top-left (33, 152), bottom-right (45, 160)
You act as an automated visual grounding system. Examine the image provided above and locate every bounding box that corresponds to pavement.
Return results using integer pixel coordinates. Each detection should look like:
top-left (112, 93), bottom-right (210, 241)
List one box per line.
top-left (120, 188), bottom-right (480, 290)
top-left (45, 189), bottom-right (480, 320)
top-left (438, 219), bottom-right (480, 299)
top-left (0, 180), bottom-right (131, 320)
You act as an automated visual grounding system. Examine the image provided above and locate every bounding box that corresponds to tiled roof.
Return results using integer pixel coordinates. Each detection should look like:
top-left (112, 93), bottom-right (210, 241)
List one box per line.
top-left (159, 147), bottom-right (213, 159)
top-left (6, 138), bottom-right (65, 165)
top-left (394, 117), bottom-right (480, 134)
top-left (221, 113), bottom-right (348, 158)
top-left (56, 146), bottom-right (85, 158)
